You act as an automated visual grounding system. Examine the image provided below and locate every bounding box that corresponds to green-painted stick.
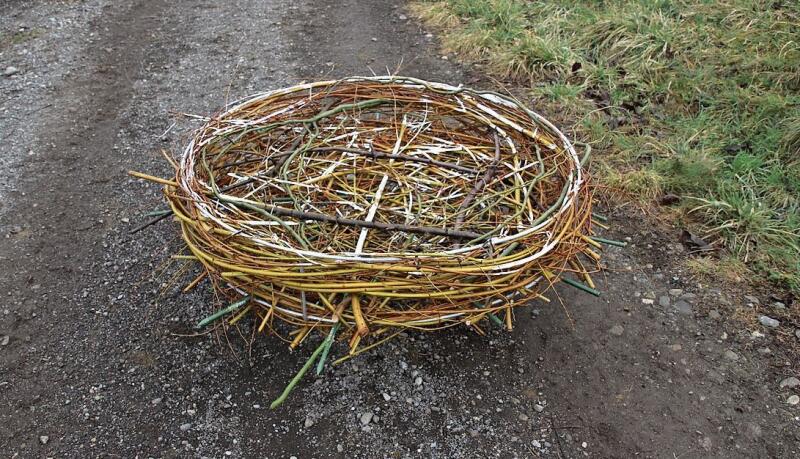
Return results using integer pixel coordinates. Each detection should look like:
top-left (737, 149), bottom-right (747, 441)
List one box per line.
top-left (196, 295), bottom-right (251, 328)
top-left (561, 277), bottom-right (600, 297)
top-left (316, 322), bottom-right (341, 375)
top-left (590, 236), bottom-right (627, 247)
top-left (271, 336), bottom-right (329, 409)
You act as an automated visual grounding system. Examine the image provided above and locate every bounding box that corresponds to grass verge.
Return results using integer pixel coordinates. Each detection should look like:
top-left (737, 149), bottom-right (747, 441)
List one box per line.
top-left (411, 0), bottom-right (800, 292)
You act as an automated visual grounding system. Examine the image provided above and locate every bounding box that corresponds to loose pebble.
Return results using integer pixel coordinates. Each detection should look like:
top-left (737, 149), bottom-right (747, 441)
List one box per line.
top-left (787, 395), bottom-right (799, 406)
top-left (673, 300), bottom-right (693, 315)
top-left (609, 325), bottom-right (624, 336)
top-left (724, 350), bottom-right (739, 361)
top-left (758, 315), bottom-right (780, 328)
top-left (779, 377), bottom-right (800, 389)
top-left (360, 412), bottom-right (373, 425)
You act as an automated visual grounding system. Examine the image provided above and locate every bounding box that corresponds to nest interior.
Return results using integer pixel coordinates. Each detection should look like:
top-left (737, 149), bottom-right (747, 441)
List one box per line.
top-left (165, 76), bottom-right (597, 347)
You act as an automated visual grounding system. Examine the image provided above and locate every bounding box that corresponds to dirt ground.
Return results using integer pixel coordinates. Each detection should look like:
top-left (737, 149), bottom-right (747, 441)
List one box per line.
top-left (1, 0), bottom-right (798, 457)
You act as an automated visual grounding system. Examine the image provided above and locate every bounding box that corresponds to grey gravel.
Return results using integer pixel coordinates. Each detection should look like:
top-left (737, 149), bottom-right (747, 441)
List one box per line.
top-left (659, 296), bottom-right (670, 307)
top-left (1, 335), bottom-right (9, 346)
top-left (788, 395), bottom-right (799, 406)
top-left (668, 288), bottom-right (683, 296)
top-left (534, 404), bottom-right (544, 413)
top-left (39, 435), bottom-right (49, 445)
top-left (758, 315), bottom-right (780, 328)
top-left (179, 423), bottom-right (192, 432)
top-left (609, 325), bottom-right (624, 336)
top-left (708, 310), bottom-right (721, 320)
top-left (304, 417), bottom-right (314, 428)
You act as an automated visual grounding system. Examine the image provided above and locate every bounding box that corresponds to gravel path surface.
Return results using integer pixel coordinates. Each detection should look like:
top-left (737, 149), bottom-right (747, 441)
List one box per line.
top-left (1, 1), bottom-right (798, 457)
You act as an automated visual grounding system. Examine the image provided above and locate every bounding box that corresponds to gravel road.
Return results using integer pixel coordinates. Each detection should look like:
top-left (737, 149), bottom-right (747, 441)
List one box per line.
top-left (1, 1), bottom-right (798, 457)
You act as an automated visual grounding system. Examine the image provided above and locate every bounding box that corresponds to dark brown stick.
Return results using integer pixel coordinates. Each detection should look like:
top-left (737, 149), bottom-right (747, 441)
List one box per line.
top-left (312, 146), bottom-right (478, 174)
top-left (220, 196), bottom-right (482, 240)
top-left (454, 132), bottom-right (501, 230)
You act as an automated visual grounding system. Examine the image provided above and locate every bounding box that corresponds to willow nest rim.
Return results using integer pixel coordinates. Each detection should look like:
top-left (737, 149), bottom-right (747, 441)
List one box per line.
top-left (164, 75), bottom-right (596, 331)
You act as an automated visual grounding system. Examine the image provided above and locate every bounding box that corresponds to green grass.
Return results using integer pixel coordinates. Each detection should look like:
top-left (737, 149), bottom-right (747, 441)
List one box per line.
top-left (412, 0), bottom-right (800, 291)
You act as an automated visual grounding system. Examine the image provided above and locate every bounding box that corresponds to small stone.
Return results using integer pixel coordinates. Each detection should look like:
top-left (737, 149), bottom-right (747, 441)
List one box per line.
top-left (151, 397), bottom-right (162, 405)
top-left (679, 292), bottom-right (697, 301)
top-left (787, 395), bottom-right (799, 406)
top-left (371, 37), bottom-right (377, 42)
top-left (699, 437), bottom-right (712, 450)
top-left (337, 444), bottom-right (344, 453)
top-left (121, 217), bottom-right (130, 223)
top-left (758, 315), bottom-right (780, 328)
top-left (708, 310), bottom-right (721, 320)
top-left (398, 14), bottom-right (408, 20)
top-left (642, 298), bottom-right (654, 305)
top-left (382, 392), bottom-right (391, 402)
top-left (532, 440), bottom-right (541, 448)
top-left (3, 66), bottom-right (19, 77)
top-left (581, 442), bottom-right (588, 448)
top-left (609, 325), bottom-right (624, 336)
top-left (670, 344), bottom-right (682, 352)
top-left (659, 296), bottom-right (670, 307)
top-left (744, 295), bottom-right (760, 305)
top-left (39, 435), bottom-right (49, 445)
top-left (1, 335), bottom-right (9, 346)
top-left (773, 301), bottom-right (786, 309)
top-left (414, 376), bottom-right (423, 386)
top-left (304, 417), bottom-right (314, 428)
top-left (779, 377), bottom-right (800, 389)
top-left (518, 413), bottom-right (529, 422)
top-left (673, 300), bottom-right (693, 315)
top-left (360, 412), bottom-right (373, 425)
top-left (796, 329), bottom-right (800, 339)
top-left (757, 347), bottom-right (771, 355)
top-left (668, 288), bottom-right (683, 296)
top-left (724, 350), bottom-right (739, 361)
top-left (534, 404), bottom-right (544, 413)
top-left (179, 423), bottom-right (192, 431)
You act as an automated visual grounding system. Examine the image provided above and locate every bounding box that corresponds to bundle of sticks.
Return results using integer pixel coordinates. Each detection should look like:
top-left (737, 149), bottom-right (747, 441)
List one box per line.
top-left (133, 76), bottom-right (612, 404)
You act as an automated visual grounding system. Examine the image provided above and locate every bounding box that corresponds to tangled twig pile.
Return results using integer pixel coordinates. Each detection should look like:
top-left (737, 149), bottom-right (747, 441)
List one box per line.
top-left (133, 76), bottom-right (614, 404)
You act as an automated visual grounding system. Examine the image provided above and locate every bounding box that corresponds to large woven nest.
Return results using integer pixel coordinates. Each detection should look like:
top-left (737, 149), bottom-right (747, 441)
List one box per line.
top-left (163, 76), bottom-right (598, 349)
